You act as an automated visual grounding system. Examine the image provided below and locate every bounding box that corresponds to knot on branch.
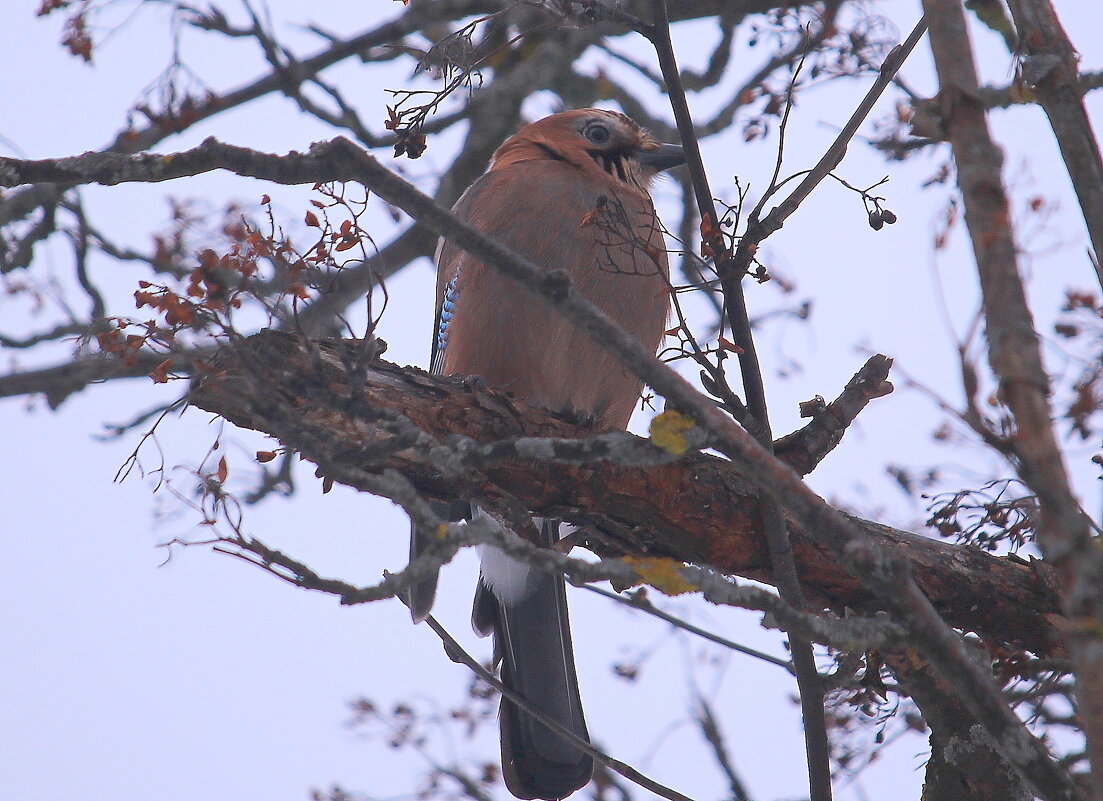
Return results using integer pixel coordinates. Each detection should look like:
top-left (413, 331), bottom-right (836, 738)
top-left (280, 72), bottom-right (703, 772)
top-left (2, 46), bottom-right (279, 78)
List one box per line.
top-left (541, 268), bottom-right (573, 301)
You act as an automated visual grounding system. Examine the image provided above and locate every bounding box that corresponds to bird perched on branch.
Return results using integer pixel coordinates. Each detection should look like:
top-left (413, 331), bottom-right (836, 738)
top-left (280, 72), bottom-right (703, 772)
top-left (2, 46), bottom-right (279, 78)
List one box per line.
top-left (409, 108), bottom-right (683, 800)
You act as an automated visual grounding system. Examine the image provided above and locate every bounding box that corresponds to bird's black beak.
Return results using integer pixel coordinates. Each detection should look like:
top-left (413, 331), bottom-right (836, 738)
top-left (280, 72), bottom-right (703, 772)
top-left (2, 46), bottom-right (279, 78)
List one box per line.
top-left (634, 143), bottom-right (685, 172)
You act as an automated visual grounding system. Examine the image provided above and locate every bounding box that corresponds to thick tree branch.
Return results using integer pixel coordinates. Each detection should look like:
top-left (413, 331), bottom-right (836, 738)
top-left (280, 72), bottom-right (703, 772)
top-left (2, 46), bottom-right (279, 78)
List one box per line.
top-left (1005, 0), bottom-right (1103, 291)
top-left (885, 648), bottom-right (1033, 801)
top-left (923, 2), bottom-right (1101, 795)
top-left (0, 350), bottom-right (196, 409)
top-left (189, 331), bottom-right (1064, 658)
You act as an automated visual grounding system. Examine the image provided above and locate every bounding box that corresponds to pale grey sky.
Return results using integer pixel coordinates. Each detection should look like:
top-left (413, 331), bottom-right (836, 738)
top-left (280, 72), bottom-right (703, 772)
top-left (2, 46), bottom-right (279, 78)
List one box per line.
top-left (2, 3), bottom-right (1101, 800)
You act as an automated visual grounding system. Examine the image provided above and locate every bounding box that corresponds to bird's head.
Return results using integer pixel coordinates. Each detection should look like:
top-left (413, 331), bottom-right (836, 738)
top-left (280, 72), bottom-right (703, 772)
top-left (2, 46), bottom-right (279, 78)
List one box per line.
top-left (490, 108), bottom-right (685, 192)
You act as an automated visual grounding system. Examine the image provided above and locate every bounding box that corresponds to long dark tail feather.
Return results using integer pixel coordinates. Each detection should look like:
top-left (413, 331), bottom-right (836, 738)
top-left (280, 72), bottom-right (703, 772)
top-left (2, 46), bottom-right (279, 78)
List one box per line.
top-left (475, 521), bottom-right (593, 800)
top-left (471, 578), bottom-right (496, 638)
top-left (407, 499), bottom-right (470, 622)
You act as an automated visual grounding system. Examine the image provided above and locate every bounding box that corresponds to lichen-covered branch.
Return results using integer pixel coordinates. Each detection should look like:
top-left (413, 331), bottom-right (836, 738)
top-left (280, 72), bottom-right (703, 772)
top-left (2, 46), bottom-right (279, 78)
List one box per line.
top-left (885, 648), bottom-right (1033, 801)
top-left (189, 331), bottom-right (1065, 657)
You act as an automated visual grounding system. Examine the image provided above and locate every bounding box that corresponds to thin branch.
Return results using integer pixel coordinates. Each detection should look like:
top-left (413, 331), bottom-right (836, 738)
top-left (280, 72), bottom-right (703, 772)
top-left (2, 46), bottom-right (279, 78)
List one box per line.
top-left (0, 349), bottom-right (198, 408)
top-left (212, 493), bottom-right (910, 652)
top-left (0, 321), bottom-right (89, 349)
top-left (647, 4), bottom-right (832, 798)
top-left (1004, 0), bottom-right (1103, 292)
top-left (0, 0), bottom-right (503, 241)
top-left (697, 1), bottom-right (847, 139)
top-left (772, 354), bottom-right (894, 476)
top-left (978, 69), bottom-right (1103, 110)
top-left (731, 16), bottom-right (929, 274)
top-left (693, 694), bottom-right (753, 801)
top-left (583, 585), bottom-right (796, 674)
top-left (421, 613), bottom-right (695, 801)
top-left (67, 197), bottom-right (107, 320)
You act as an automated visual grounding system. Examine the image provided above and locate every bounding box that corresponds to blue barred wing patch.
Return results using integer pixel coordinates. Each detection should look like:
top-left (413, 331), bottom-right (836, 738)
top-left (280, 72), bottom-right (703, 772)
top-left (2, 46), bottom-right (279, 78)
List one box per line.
top-left (432, 272), bottom-right (460, 375)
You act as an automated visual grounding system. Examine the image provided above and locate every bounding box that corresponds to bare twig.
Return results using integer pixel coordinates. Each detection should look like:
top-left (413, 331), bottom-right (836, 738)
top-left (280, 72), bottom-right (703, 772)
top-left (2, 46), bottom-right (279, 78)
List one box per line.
top-left (693, 694), bottom-right (753, 801)
top-left (583, 585), bottom-right (796, 674)
top-left (731, 16), bottom-right (929, 275)
top-left (697, 1), bottom-right (847, 139)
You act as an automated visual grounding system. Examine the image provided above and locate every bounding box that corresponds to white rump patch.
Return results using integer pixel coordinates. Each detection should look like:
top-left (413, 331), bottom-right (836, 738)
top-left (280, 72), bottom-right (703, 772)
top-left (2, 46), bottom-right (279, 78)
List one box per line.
top-left (478, 545), bottom-right (535, 606)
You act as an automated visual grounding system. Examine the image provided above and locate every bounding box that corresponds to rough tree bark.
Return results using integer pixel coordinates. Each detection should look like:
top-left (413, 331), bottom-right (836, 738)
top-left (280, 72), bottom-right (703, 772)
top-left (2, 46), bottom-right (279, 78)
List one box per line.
top-left (189, 331), bottom-right (1065, 656)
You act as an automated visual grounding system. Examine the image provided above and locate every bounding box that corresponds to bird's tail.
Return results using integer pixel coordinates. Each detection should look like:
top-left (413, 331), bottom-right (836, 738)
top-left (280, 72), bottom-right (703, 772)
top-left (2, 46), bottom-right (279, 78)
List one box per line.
top-left (407, 499), bottom-right (470, 622)
top-left (473, 519), bottom-right (593, 800)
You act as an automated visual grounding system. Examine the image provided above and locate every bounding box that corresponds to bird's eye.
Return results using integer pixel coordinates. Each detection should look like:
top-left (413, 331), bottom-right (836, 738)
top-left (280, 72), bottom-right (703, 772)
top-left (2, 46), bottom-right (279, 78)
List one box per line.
top-left (584, 123), bottom-right (610, 145)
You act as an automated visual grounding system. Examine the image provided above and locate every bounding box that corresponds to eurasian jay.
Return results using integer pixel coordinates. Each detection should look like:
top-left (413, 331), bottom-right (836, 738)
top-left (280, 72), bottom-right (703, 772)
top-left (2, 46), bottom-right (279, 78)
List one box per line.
top-left (410, 108), bottom-right (684, 800)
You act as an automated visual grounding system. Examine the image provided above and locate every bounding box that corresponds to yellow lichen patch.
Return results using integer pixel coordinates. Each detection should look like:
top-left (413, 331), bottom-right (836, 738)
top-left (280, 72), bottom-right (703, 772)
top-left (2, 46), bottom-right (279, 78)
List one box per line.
top-left (623, 556), bottom-right (697, 596)
top-left (649, 410), bottom-right (695, 455)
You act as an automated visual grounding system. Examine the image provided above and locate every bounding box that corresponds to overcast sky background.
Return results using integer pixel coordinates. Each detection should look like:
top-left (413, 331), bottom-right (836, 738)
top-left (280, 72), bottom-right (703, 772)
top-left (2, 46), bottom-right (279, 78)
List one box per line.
top-left (3, 2), bottom-right (1102, 800)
